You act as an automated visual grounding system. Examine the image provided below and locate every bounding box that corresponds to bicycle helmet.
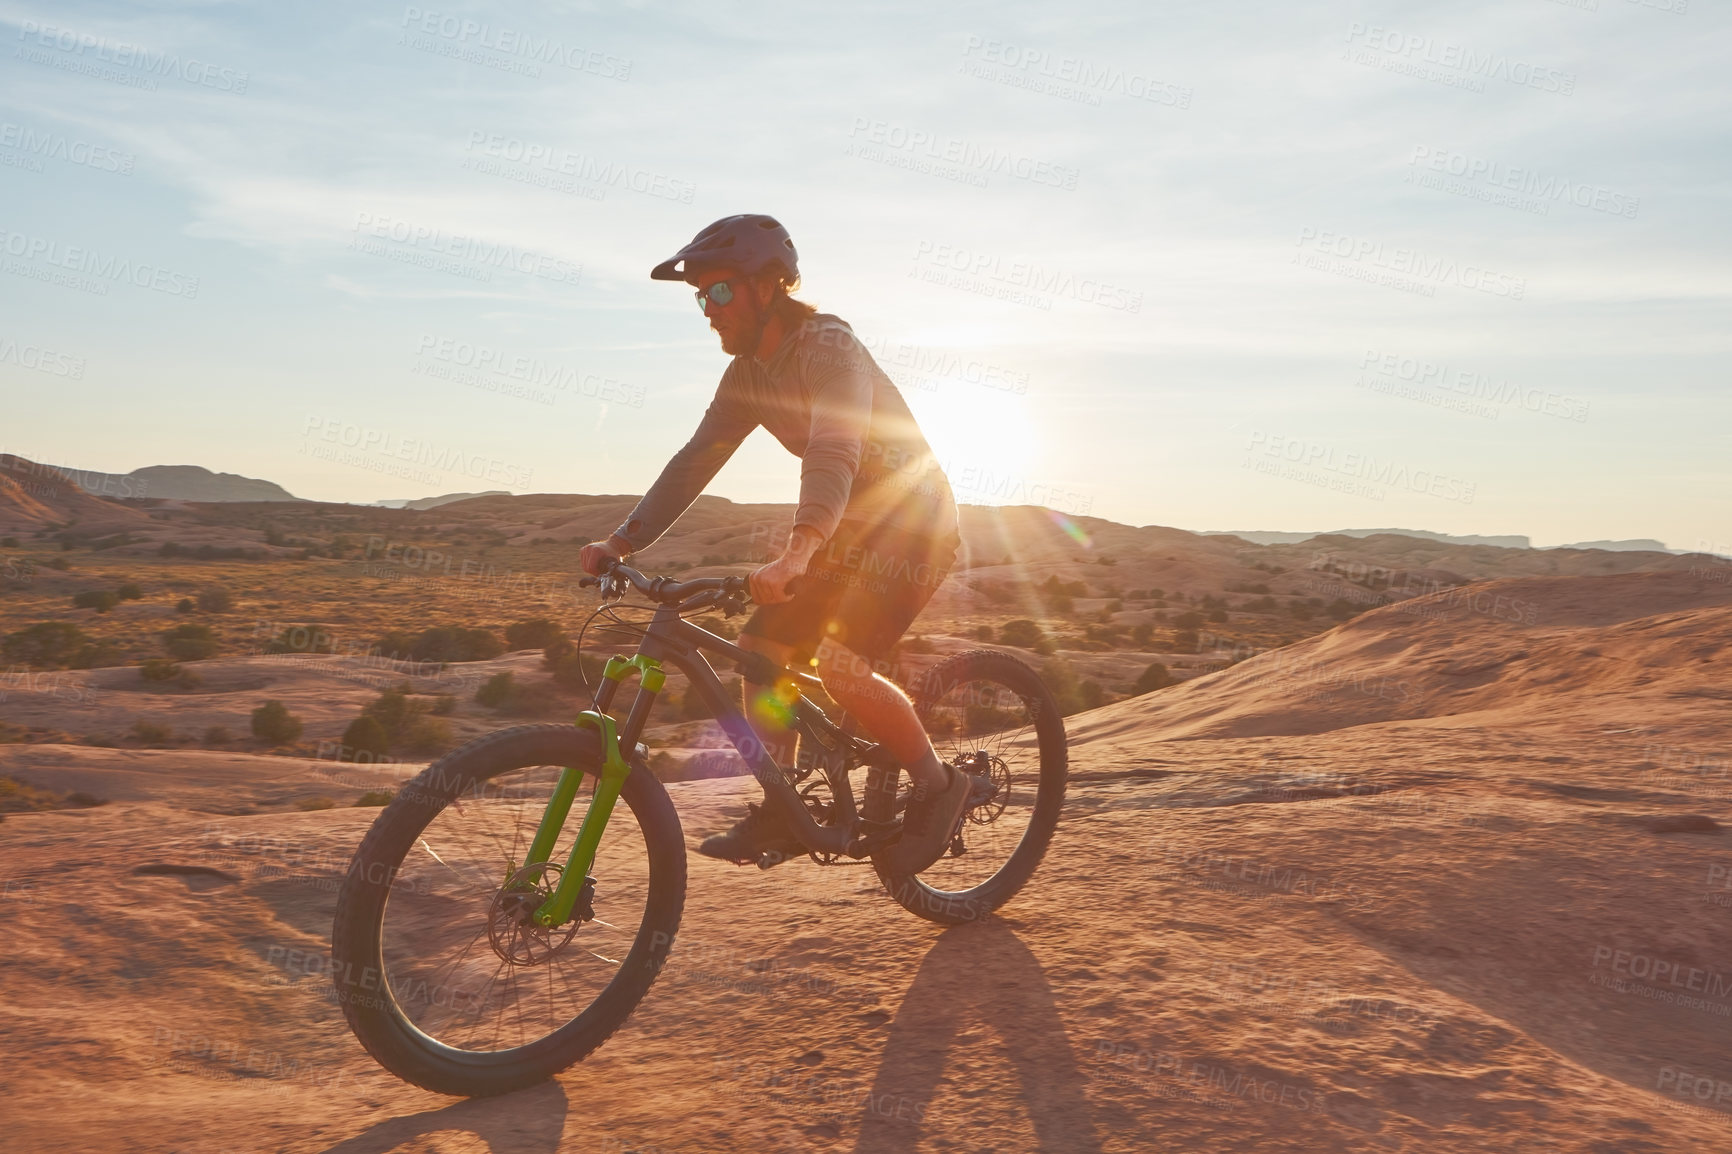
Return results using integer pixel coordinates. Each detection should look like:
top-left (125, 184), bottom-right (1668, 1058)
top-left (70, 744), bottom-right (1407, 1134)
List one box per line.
top-left (650, 214), bottom-right (799, 284)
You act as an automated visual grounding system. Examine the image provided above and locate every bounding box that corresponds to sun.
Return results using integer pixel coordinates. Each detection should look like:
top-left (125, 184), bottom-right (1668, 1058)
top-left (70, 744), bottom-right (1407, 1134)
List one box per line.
top-left (901, 377), bottom-right (1039, 481)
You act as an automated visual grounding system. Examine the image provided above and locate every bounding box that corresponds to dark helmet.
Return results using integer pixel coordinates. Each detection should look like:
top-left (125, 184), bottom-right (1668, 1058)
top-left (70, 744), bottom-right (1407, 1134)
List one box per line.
top-left (650, 214), bottom-right (798, 284)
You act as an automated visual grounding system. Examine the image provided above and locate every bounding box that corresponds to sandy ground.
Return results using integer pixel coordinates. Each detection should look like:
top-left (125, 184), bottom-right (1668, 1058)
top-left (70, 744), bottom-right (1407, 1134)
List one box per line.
top-left (3, 571), bottom-right (1731, 1153)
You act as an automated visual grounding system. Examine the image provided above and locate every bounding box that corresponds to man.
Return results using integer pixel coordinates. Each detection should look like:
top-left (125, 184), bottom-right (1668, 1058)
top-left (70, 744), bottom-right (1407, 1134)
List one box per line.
top-left (578, 214), bottom-right (966, 874)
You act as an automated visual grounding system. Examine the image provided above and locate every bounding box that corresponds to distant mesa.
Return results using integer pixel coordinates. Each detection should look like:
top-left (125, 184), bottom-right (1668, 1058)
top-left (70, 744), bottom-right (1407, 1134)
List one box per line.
top-left (121, 465), bottom-right (302, 503)
top-left (1548, 538), bottom-right (1672, 553)
top-left (1205, 527), bottom-right (1678, 553)
top-left (1207, 528), bottom-right (1534, 549)
top-left (370, 491), bottom-right (511, 511)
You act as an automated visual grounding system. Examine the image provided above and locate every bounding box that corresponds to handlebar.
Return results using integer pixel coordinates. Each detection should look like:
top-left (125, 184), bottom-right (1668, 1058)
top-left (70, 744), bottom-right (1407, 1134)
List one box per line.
top-left (578, 560), bottom-right (751, 613)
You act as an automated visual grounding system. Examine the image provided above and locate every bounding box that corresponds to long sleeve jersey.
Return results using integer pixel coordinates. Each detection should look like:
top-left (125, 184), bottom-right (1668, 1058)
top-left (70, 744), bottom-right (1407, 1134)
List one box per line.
top-left (612, 313), bottom-right (959, 551)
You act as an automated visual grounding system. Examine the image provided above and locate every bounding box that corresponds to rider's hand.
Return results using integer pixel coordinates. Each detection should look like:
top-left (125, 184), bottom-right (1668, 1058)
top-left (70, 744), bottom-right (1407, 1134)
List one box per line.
top-left (579, 534), bottom-right (632, 577)
top-left (749, 526), bottom-right (823, 605)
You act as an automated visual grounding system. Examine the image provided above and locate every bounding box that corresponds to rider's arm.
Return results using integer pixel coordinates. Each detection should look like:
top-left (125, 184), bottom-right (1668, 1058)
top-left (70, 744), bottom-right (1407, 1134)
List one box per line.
top-left (792, 343), bottom-right (874, 542)
top-left (611, 369), bottom-right (757, 554)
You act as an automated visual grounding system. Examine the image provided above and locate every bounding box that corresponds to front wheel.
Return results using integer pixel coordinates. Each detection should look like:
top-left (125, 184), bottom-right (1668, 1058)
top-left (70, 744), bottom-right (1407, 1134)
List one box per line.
top-left (865, 650), bottom-right (1068, 925)
top-left (331, 723), bottom-right (686, 1097)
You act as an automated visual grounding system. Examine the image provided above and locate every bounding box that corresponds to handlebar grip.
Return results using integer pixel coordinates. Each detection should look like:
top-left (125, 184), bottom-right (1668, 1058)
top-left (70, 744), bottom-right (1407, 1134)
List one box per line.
top-left (578, 576), bottom-right (599, 588)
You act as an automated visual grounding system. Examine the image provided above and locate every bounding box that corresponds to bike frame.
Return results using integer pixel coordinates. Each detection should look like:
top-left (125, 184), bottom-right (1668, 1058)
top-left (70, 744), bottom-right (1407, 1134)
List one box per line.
top-left (523, 599), bottom-right (898, 927)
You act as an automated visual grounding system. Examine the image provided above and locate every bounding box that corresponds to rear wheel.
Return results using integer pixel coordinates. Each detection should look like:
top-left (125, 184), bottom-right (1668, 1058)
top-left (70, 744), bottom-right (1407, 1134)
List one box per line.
top-left (331, 724), bottom-right (686, 1096)
top-left (865, 650), bottom-right (1068, 924)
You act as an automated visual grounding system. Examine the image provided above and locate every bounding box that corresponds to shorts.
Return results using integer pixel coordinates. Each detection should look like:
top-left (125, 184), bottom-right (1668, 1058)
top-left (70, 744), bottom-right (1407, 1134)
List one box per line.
top-left (741, 518), bottom-right (961, 669)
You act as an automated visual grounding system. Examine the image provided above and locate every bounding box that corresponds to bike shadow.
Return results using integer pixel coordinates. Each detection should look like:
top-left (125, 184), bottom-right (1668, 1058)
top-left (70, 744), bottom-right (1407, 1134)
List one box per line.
top-left (318, 1078), bottom-right (567, 1154)
top-left (852, 918), bottom-right (1103, 1153)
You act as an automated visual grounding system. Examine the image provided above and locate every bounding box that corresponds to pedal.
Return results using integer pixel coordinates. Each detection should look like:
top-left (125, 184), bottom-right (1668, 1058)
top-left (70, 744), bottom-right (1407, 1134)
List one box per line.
top-left (755, 847), bottom-right (800, 871)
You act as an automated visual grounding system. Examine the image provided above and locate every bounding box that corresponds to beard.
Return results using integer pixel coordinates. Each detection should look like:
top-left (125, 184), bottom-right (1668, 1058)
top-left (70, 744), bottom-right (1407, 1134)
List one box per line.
top-left (716, 324), bottom-right (757, 357)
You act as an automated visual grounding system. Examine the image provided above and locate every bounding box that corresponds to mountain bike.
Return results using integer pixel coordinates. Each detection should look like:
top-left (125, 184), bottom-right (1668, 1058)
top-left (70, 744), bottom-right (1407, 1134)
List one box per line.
top-left (331, 560), bottom-right (1068, 1096)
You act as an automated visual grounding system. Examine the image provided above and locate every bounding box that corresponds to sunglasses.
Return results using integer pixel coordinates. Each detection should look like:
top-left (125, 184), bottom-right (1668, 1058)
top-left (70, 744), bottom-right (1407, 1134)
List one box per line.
top-left (693, 280), bottom-right (737, 312)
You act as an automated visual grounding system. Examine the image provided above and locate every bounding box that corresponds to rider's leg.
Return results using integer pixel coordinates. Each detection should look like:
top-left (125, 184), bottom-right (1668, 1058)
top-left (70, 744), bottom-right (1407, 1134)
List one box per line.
top-left (812, 635), bottom-right (947, 791)
top-left (736, 631), bottom-right (800, 770)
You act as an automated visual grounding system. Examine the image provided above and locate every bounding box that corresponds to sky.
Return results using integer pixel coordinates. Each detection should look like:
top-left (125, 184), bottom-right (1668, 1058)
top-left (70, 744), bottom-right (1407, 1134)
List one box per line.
top-left (0, 0), bottom-right (1727, 551)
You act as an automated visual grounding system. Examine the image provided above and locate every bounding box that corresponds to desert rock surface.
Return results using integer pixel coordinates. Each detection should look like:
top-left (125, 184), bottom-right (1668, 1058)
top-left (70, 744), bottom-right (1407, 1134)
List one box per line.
top-left (3, 571), bottom-right (1731, 1152)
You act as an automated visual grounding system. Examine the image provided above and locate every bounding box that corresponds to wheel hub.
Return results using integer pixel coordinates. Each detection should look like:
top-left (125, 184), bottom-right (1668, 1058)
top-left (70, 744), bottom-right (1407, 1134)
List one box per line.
top-left (485, 861), bottom-right (583, 966)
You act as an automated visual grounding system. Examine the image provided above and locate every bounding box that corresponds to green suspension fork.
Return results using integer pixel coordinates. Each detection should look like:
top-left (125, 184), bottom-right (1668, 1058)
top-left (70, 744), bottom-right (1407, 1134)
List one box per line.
top-left (523, 655), bottom-right (664, 928)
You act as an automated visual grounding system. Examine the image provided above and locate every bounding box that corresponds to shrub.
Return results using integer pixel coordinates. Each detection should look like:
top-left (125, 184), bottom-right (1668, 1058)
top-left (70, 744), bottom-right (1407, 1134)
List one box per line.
top-left (2, 622), bottom-right (87, 668)
top-left (1079, 679), bottom-right (1105, 710)
top-left (1173, 610), bottom-right (1204, 630)
top-left (1039, 656), bottom-right (1085, 716)
top-left (505, 618), bottom-right (565, 650)
top-left (116, 583), bottom-right (144, 601)
top-left (44, 557), bottom-right (70, 570)
top-left (130, 720), bottom-right (173, 744)
top-left (428, 694), bottom-right (456, 716)
top-left (2, 620), bottom-right (114, 665)
top-left (1327, 598), bottom-right (1360, 621)
top-left (998, 619), bottom-right (1054, 655)
top-left (1130, 623), bottom-right (1154, 647)
top-left (162, 623), bottom-right (219, 661)
top-left (0, 537), bottom-right (15, 548)
top-left (203, 726), bottom-right (232, 745)
top-left (402, 716), bottom-right (454, 755)
top-left (353, 790), bottom-right (394, 807)
top-left (251, 700), bottom-right (303, 745)
top-left (898, 635), bottom-right (934, 655)
top-left (176, 598), bottom-right (194, 613)
top-left (547, 645), bottom-right (609, 692)
top-left (1172, 629), bottom-right (1200, 653)
top-left (72, 590), bottom-right (119, 613)
top-left (1131, 662), bottom-right (1173, 696)
top-left (139, 658), bottom-right (182, 683)
top-left (376, 626), bottom-right (502, 664)
top-left (340, 715), bottom-right (391, 760)
top-left (197, 587), bottom-right (234, 612)
top-left (973, 623), bottom-right (995, 641)
top-left (476, 672), bottom-right (516, 708)
top-left (295, 796), bottom-right (335, 811)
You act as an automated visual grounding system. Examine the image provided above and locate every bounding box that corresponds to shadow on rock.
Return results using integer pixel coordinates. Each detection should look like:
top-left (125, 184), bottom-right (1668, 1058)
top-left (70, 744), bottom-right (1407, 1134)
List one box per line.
top-left (853, 918), bottom-right (1103, 1153)
top-left (320, 1077), bottom-right (568, 1153)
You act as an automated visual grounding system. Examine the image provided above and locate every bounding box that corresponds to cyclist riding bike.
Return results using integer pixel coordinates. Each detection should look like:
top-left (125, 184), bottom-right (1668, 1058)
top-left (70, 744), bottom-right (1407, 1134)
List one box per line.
top-left (578, 213), bottom-right (966, 875)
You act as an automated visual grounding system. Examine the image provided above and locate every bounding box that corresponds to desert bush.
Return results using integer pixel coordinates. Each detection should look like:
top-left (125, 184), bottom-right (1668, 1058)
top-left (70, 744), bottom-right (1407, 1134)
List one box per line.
top-left (1038, 656), bottom-right (1086, 716)
top-left (2, 621), bottom-right (106, 669)
top-left (1130, 662), bottom-right (1173, 696)
top-left (295, 796), bottom-right (335, 811)
top-left (72, 590), bottom-right (119, 613)
top-left (476, 672), bottom-right (516, 708)
top-left (130, 720), bottom-right (173, 745)
top-left (139, 658), bottom-right (182, 683)
top-left (197, 587), bottom-right (234, 612)
top-left (1173, 610), bottom-right (1204, 630)
top-left (353, 790), bottom-right (394, 807)
top-left (162, 623), bottom-right (219, 661)
top-left (203, 726), bottom-right (232, 745)
top-left (116, 583), bottom-right (144, 601)
top-left (176, 598), bottom-right (194, 613)
top-left (428, 694), bottom-right (456, 716)
top-left (1206, 608), bottom-right (1228, 624)
top-left (545, 642), bottom-right (609, 692)
top-left (1131, 623), bottom-right (1154, 647)
top-left (340, 715), bottom-right (391, 760)
top-left (44, 556), bottom-right (70, 570)
top-left (1079, 679), bottom-right (1105, 710)
top-left (0, 537), bottom-right (15, 548)
top-left (505, 618), bottom-right (565, 650)
top-left (973, 624), bottom-right (996, 641)
top-left (998, 619), bottom-right (1053, 655)
top-left (251, 700), bottom-right (303, 745)
top-left (1172, 629), bottom-right (1200, 653)
top-left (1327, 598), bottom-right (1360, 621)
top-left (402, 717), bottom-right (454, 755)
top-left (376, 625), bottom-right (502, 663)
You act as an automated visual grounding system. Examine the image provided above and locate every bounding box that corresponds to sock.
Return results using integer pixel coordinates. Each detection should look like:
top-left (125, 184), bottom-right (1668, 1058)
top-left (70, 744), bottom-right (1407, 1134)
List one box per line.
top-left (906, 746), bottom-right (947, 793)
